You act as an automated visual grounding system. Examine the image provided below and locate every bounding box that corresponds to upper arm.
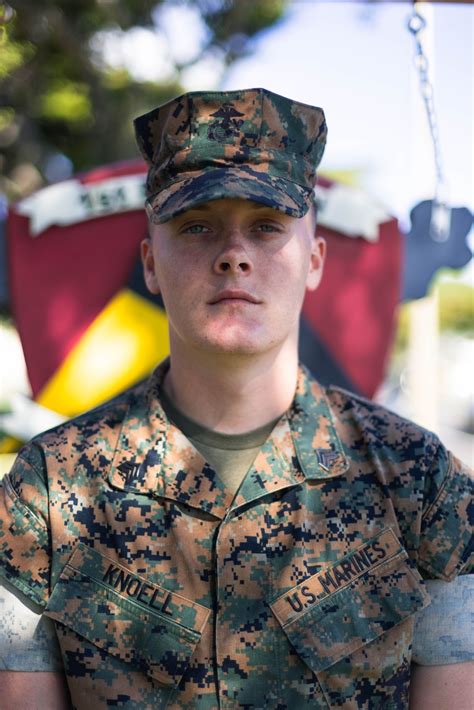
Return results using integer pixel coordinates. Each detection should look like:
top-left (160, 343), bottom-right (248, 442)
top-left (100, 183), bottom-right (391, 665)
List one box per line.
top-left (410, 573), bottom-right (474, 709)
top-left (418, 449), bottom-right (473, 581)
top-left (0, 444), bottom-right (52, 607)
top-left (412, 576), bottom-right (474, 666)
top-left (0, 580), bottom-right (63, 671)
top-left (409, 662), bottom-right (474, 710)
top-left (0, 671), bottom-right (71, 709)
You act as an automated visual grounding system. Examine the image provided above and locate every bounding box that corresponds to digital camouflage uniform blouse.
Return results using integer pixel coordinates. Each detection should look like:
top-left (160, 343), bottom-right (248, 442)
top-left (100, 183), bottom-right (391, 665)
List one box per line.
top-left (0, 362), bottom-right (472, 709)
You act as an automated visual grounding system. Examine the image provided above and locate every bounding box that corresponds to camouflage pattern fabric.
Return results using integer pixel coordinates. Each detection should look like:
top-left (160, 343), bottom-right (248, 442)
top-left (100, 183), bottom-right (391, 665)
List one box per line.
top-left (412, 575), bottom-right (474, 665)
top-left (134, 88), bottom-right (327, 224)
top-left (0, 361), bottom-right (472, 709)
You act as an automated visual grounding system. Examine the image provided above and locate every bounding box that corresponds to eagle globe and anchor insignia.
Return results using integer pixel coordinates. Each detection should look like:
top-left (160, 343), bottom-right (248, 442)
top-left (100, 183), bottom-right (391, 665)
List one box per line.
top-left (207, 102), bottom-right (245, 142)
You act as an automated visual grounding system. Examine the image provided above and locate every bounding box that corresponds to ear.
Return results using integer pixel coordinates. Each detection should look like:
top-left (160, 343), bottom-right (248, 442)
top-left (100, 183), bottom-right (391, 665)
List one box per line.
top-left (306, 236), bottom-right (326, 292)
top-left (141, 237), bottom-right (161, 295)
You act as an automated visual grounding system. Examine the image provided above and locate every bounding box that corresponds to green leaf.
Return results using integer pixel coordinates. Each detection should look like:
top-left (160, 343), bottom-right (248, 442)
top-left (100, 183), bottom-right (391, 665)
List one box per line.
top-left (39, 81), bottom-right (93, 124)
top-left (0, 37), bottom-right (35, 78)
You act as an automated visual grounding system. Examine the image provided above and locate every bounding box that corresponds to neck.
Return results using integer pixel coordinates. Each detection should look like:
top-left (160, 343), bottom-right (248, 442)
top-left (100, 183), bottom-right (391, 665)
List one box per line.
top-left (163, 339), bottom-right (299, 434)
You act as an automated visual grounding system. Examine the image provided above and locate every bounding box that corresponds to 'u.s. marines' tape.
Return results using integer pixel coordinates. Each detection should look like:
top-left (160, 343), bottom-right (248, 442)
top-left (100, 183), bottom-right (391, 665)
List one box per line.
top-left (61, 543), bottom-right (210, 634)
top-left (270, 528), bottom-right (403, 628)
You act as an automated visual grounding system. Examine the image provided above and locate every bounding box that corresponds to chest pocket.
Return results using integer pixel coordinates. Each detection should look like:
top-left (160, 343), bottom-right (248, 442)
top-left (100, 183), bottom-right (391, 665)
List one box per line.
top-left (269, 528), bottom-right (430, 676)
top-left (44, 543), bottom-right (210, 688)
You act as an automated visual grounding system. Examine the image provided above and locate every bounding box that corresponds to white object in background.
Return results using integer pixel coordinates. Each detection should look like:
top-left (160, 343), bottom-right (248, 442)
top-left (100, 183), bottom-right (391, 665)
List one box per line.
top-left (316, 183), bottom-right (390, 242)
top-left (16, 174), bottom-right (146, 237)
top-left (0, 393), bottom-right (66, 441)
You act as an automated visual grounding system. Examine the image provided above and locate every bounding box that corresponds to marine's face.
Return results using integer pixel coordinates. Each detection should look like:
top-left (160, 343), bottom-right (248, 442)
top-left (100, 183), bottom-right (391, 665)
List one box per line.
top-left (142, 198), bottom-right (325, 358)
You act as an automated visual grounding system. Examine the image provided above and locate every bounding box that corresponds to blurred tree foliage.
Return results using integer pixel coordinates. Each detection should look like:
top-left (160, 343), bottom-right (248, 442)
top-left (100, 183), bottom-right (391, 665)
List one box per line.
top-left (0, 0), bottom-right (287, 199)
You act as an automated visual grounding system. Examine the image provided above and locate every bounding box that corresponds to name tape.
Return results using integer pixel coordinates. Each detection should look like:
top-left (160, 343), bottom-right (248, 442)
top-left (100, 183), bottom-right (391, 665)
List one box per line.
top-left (102, 563), bottom-right (174, 615)
top-left (65, 544), bottom-right (209, 634)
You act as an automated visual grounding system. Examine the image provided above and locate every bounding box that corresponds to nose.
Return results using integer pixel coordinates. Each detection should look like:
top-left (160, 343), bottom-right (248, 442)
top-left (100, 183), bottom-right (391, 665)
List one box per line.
top-left (213, 234), bottom-right (253, 275)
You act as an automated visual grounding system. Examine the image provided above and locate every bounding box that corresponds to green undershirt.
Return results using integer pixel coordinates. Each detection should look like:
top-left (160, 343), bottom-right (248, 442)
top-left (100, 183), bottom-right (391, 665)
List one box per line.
top-left (160, 388), bottom-right (280, 496)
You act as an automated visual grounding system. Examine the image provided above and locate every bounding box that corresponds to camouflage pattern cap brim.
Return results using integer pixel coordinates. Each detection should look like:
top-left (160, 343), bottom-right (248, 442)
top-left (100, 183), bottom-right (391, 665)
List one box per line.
top-left (146, 166), bottom-right (313, 224)
top-left (134, 88), bottom-right (327, 223)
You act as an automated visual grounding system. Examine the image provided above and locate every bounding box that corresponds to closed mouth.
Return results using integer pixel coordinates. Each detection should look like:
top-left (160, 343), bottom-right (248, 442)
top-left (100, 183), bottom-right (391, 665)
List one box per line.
top-left (208, 290), bottom-right (261, 305)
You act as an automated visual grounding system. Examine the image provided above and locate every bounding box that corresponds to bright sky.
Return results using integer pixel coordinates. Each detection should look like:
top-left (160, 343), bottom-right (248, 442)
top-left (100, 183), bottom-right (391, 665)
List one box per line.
top-left (98, 1), bottom-right (473, 233)
top-left (220, 1), bottom-right (473, 229)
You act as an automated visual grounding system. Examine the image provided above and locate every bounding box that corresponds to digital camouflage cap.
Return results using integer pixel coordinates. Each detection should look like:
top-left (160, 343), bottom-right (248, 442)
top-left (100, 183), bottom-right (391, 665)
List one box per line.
top-left (134, 88), bottom-right (327, 224)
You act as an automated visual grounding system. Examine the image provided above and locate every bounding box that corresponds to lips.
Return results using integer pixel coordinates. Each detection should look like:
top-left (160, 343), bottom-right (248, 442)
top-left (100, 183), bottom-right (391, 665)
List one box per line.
top-left (208, 289), bottom-right (261, 305)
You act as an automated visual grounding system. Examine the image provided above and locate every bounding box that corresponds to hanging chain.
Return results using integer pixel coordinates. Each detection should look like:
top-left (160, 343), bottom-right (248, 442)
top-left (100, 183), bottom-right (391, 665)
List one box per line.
top-left (407, 6), bottom-right (451, 241)
top-left (0, 2), bottom-right (14, 43)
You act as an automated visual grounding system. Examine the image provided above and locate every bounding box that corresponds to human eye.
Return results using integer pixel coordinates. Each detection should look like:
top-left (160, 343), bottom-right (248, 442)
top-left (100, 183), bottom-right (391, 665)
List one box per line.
top-left (254, 221), bottom-right (283, 234)
top-left (181, 223), bottom-right (212, 235)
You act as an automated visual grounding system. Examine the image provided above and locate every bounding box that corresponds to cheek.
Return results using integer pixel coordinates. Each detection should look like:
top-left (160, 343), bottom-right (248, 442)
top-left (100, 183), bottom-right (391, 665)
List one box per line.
top-left (153, 248), bottom-right (203, 305)
top-left (270, 244), bottom-right (311, 295)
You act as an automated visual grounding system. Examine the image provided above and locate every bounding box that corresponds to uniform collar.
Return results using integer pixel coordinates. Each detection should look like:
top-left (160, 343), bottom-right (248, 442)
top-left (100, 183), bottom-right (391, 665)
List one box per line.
top-left (108, 360), bottom-right (348, 519)
top-left (290, 363), bottom-right (349, 480)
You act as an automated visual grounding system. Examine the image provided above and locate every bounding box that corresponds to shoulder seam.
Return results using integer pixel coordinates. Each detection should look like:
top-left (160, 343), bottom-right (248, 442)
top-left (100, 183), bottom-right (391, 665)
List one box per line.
top-left (16, 446), bottom-right (46, 483)
top-left (421, 446), bottom-right (452, 521)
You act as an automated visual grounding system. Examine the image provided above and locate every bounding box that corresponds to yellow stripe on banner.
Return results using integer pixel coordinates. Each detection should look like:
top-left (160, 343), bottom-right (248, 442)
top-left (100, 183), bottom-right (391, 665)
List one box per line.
top-left (0, 450), bottom-right (20, 468)
top-left (37, 289), bottom-right (169, 417)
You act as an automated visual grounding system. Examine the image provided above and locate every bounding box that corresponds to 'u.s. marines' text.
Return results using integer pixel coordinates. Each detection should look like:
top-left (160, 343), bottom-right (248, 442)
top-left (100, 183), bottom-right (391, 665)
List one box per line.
top-left (285, 537), bottom-right (389, 614)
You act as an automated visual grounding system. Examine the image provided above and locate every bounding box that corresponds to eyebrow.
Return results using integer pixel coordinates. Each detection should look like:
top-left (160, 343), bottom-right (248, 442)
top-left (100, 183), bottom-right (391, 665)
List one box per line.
top-left (185, 202), bottom-right (275, 213)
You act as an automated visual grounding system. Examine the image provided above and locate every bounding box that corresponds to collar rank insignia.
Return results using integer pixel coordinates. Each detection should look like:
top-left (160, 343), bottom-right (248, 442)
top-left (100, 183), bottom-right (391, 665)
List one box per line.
top-left (316, 447), bottom-right (340, 472)
top-left (117, 460), bottom-right (142, 485)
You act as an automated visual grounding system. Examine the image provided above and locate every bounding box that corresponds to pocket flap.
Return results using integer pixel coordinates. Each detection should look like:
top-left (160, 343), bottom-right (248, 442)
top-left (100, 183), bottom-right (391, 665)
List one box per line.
top-left (269, 528), bottom-right (429, 673)
top-left (45, 544), bottom-right (210, 687)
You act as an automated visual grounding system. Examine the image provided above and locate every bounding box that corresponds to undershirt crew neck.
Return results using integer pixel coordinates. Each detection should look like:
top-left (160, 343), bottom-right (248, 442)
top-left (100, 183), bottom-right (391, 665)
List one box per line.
top-left (159, 386), bottom-right (281, 496)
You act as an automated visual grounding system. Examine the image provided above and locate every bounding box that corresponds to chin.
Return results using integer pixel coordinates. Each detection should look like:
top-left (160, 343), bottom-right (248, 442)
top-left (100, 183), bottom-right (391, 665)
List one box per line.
top-left (174, 318), bottom-right (283, 356)
top-left (204, 339), bottom-right (266, 356)
top-left (199, 329), bottom-right (272, 356)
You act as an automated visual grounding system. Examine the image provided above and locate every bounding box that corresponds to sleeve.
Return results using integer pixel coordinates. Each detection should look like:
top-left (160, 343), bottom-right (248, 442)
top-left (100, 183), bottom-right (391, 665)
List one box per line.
top-left (418, 447), bottom-right (473, 581)
top-left (412, 575), bottom-right (474, 666)
top-left (0, 443), bottom-right (52, 608)
top-left (0, 580), bottom-right (63, 671)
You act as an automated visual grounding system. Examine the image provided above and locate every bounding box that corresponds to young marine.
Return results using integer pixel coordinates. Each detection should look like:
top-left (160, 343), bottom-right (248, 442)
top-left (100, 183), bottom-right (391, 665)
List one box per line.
top-left (0, 88), bottom-right (472, 709)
